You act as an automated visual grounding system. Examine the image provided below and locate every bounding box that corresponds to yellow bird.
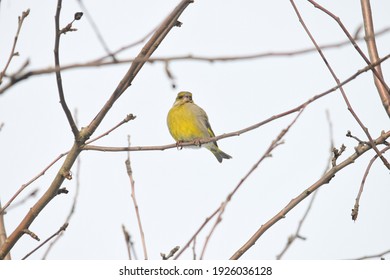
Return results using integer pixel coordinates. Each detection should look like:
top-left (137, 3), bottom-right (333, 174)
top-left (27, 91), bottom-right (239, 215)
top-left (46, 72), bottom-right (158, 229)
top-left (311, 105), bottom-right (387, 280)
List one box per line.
top-left (167, 91), bottom-right (232, 163)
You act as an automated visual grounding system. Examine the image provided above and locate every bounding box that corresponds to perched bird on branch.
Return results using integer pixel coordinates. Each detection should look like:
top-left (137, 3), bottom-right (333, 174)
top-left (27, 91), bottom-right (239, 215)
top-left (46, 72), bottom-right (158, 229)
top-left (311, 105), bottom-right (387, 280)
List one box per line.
top-left (167, 91), bottom-right (232, 163)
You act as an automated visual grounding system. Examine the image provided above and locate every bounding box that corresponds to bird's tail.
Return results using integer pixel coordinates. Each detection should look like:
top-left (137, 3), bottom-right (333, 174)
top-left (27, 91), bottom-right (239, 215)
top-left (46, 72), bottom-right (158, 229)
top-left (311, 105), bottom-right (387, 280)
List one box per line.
top-left (209, 146), bottom-right (232, 163)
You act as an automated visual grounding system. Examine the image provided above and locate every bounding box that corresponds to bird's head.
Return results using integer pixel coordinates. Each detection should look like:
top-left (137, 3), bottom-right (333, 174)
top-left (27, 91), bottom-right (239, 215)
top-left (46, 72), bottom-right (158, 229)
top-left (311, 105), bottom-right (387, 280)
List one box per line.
top-left (174, 91), bottom-right (193, 106)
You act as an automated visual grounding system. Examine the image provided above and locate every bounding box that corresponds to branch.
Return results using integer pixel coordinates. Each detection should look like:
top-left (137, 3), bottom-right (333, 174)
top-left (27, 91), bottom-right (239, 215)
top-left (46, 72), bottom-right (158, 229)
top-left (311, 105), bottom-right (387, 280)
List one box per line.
top-left (2, 26), bottom-right (390, 95)
top-left (76, 0), bottom-right (115, 60)
top-left (125, 136), bottom-right (148, 260)
top-left (0, 114), bottom-right (135, 216)
top-left (0, 9), bottom-right (30, 86)
top-left (291, 0), bottom-right (390, 170)
top-left (22, 223), bottom-right (68, 260)
top-left (230, 130), bottom-right (390, 260)
top-left (41, 150), bottom-right (82, 259)
top-left (356, 248), bottom-right (390, 260)
top-left (360, 0), bottom-right (390, 116)
top-left (199, 110), bottom-right (304, 259)
top-left (276, 111), bottom-right (334, 259)
top-left (308, 0), bottom-right (390, 117)
top-left (54, 2), bottom-right (80, 138)
top-left (0, 201), bottom-right (11, 260)
top-left (0, 0), bottom-right (193, 260)
top-left (84, 0), bottom-right (193, 138)
top-left (81, 53), bottom-right (390, 154)
top-left (351, 145), bottom-right (390, 221)
top-left (121, 224), bottom-right (134, 260)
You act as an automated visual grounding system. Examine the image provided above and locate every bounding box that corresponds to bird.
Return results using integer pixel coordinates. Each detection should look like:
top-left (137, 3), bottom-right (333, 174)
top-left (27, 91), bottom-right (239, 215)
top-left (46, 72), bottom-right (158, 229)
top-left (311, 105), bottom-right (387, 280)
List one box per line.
top-left (167, 91), bottom-right (232, 163)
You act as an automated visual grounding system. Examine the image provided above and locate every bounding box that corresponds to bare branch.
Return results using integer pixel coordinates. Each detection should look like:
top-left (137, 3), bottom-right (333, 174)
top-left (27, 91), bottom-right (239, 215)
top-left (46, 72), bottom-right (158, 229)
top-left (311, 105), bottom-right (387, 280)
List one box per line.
top-left (199, 110), bottom-right (304, 259)
top-left (22, 223), bottom-right (68, 260)
top-left (308, 0), bottom-right (390, 117)
top-left (0, 201), bottom-right (11, 260)
top-left (161, 246), bottom-right (180, 260)
top-left (291, 0), bottom-right (390, 170)
top-left (0, 114), bottom-right (135, 216)
top-left (0, 0), bottom-right (193, 259)
top-left (276, 111), bottom-right (335, 259)
top-left (41, 147), bottom-right (82, 259)
top-left (121, 224), bottom-right (133, 260)
top-left (54, 1), bottom-right (80, 138)
top-left (0, 9), bottom-right (30, 85)
top-left (82, 54), bottom-right (390, 155)
top-left (360, 0), bottom-right (390, 116)
top-left (355, 248), bottom-right (390, 260)
top-left (352, 145), bottom-right (390, 221)
top-left (76, 0), bottom-right (115, 60)
top-left (125, 136), bottom-right (148, 260)
top-left (1, 26), bottom-right (389, 95)
top-left (230, 130), bottom-right (390, 260)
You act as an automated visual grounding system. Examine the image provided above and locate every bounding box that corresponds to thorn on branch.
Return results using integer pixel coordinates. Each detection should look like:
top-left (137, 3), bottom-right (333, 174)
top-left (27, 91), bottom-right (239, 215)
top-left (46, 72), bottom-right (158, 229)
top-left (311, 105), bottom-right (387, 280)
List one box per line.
top-left (57, 187), bottom-right (69, 195)
top-left (23, 229), bottom-right (40, 241)
top-left (175, 20), bottom-right (183, 27)
top-left (332, 144), bottom-right (346, 167)
top-left (161, 246), bottom-right (180, 260)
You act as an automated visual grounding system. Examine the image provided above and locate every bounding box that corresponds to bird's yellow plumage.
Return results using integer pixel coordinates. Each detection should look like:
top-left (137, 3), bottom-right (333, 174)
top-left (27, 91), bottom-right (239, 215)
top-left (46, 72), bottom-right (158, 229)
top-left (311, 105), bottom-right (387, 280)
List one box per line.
top-left (167, 91), bottom-right (232, 163)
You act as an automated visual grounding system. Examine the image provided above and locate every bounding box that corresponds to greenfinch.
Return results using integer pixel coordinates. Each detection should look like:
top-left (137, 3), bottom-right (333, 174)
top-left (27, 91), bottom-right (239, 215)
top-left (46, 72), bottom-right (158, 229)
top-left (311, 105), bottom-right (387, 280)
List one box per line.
top-left (167, 91), bottom-right (232, 163)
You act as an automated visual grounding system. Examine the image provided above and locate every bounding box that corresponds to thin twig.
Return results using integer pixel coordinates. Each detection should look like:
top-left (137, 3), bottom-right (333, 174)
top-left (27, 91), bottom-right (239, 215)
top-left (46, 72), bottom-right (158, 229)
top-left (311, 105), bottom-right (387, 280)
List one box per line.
top-left (308, 0), bottom-right (390, 99)
top-left (351, 145), bottom-right (390, 221)
top-left (200, 111), bottom-right (304, 259)
top-left (276, 111), bottom-right (334, 259)
top-left (0, 153), bottom-right (67, 215)
top-left (355, 248), bottom-right (390, 260)
top-left (0, 0), bottom-right (193, 260)
top-left (82, 53), bottom-right (390, 155)
top-left (161, 246), bottom-right (180, 260)
top-left (292, 0), bottom-right (390, 170)
top-left (174, 207), bottom-right (220, 260)
top-left (0, 9), bottom-right (30, 85)
top-left (0, 201), bottom-right (11, 260)
top-left (76, 0), bottom-right (115, 60)
top-left (0, 114), bottom-right (135, 215)
top-left (22, 223), bottom-right (68, 260)
top-left (125, 136), bottom-right (148, 260)
top-left (54, 2), bottom-right (80, 138)
top-left (360, 0), bottom-right (390, 117)
top-left (230, 130), bottom-right (390, 260)
top-left (7, 189), bottom-right (39, 211)
top-left (121, 224), bottom-right (132, 260)
top-left (192, 237), bottom-right (197, 260)
top-left (2, 26), bottom-right (390, 95)
top-left (85, 114), bottom-right (136, 145)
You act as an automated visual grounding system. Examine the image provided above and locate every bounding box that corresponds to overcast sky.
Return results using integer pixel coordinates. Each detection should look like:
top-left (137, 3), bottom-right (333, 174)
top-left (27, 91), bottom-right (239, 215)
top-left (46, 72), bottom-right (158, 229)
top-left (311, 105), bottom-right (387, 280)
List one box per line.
top-left (1, 0), bottom-right (389, 260)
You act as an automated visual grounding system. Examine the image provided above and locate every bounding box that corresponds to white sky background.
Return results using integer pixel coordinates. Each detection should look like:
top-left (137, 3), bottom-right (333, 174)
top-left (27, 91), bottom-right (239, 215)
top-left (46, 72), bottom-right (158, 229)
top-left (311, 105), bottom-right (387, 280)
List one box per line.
top-left (0, 0), bottom-right (389, 260)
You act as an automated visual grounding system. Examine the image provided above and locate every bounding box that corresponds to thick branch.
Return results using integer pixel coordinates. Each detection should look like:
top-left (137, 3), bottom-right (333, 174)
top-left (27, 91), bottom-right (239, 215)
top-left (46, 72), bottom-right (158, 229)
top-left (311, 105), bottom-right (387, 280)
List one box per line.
top-left (0, 0), bottom-right (193, 260)
top-left (360, 0), bottom-right (390, 117)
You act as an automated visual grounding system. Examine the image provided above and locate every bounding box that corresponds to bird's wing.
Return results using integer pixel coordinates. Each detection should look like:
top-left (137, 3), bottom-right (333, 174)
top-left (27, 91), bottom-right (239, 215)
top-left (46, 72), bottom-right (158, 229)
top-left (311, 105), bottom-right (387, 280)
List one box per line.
top-left (194, 105), bottom-right (219, 146)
